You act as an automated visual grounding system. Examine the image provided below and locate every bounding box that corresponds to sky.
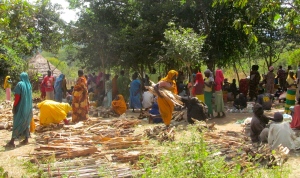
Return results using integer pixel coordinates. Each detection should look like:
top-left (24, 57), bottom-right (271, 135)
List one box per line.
top-left (50, 0), bottom-right (78, 23)
top-left (28, 0), bottom-right (78, 23)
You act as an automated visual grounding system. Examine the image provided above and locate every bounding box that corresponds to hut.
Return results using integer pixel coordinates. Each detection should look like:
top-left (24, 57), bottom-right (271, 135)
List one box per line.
top-left (28, 54), bottom-right (62, 90)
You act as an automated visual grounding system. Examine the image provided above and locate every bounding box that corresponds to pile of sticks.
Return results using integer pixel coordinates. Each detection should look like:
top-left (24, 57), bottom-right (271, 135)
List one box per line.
top-left (143, 125), bottom-right (175, 143)
top-left (146, 86), bottom-right (183, 107)
top-left (204, 130), bottom-right (289, 170)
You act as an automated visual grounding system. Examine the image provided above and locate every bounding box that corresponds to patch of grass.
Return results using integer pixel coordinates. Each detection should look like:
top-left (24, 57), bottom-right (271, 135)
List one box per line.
top-left (137, 126), bottom-right (290, 178)
top-left (0, 167), bottom-right (8, 178)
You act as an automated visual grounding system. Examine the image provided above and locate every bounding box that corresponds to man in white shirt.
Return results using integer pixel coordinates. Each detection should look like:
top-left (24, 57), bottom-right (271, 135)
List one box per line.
top-left (268, 112), bottom-right (300, 150)
top-left (142, 89), bottom-right (154, 110)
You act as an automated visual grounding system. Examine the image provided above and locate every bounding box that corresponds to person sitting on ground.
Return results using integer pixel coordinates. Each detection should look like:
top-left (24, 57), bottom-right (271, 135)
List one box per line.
top-left (142, 87), bottom-right (154, 111)
top-left (268, 112), bottom-right (300, 150)
top-left (149, 102), bottom-right (163, 124)
top-left (229, 79), bottom-right (238, 100)
top-left (250, 103), bottom-right (273, 142)
top-left (38, 100), bottom-right (72, 125)
top-left (290, 99), bottom-right (300, 129)
top-left (111, 94), bottom-right (127, 116)
top-left (181, 96), bottom-right (208, 124)
top-left (256, 89), bottom-right (273, 110)
top-left (233, 93), bottom-right (247, 110)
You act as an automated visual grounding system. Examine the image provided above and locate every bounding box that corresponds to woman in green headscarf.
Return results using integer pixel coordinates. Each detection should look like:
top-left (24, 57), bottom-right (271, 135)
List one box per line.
top-left (6, 72), bottom-right (33, 147)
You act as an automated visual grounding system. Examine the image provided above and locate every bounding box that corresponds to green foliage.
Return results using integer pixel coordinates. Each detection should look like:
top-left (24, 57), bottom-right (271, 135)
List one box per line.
top-left (163, 22), bottom-right (206, 73)
top-left (138, 126), bottom-right (289, 178)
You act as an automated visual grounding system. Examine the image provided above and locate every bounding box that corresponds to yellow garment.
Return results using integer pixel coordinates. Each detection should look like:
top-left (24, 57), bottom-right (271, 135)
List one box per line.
top-left (196, 94), bottom-right (204, 102)
top-left (3, 76), bottom-right (11, 89)
top-left (204, 78), bottom-right (212, 92)
top-left (157, 96), bottom-right (174, 126)
top-left (160, 70), bottom-right (178, 94)
top-left (30, 118), bottom-right (36, 133)
top-left (112, 95), bottom-right (127, 115)
top-left (37, 100), bottom-right (72, 126)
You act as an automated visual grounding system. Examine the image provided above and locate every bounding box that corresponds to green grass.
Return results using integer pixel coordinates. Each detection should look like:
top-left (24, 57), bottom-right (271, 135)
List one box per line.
top-left (137, 126), bottom-right (290, 178)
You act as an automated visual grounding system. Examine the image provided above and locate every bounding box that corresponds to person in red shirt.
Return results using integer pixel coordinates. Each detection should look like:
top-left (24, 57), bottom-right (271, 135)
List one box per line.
top-left (41, 70), bottom-right (55, 100)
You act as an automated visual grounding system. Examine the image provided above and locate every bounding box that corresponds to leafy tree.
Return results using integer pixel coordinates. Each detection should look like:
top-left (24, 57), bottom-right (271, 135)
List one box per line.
top-left (162, 22), bottom-right (206, 74)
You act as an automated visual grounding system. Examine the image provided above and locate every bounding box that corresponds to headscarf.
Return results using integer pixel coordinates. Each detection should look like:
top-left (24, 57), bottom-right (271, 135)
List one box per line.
top-left (3, 76), bottom-right (11, 89)
top-left (195, 72), bottom-right (204, 84)
top-left (12, 72), bottom-right (32, 139)
top-left (54, 74), bottom-right (65, 90)
top-left (160, 70), bottom-right (178, 94)
top-left (273, 112), bottom-right (283, 122)
top-left (215, 69), bottom-right (224, 85)
top-left (111, 94), bottom-right (127, 115)
top-left (269, 66), bottom-right (274, 71)
top-left (204, 69), bottom-right (211, 76)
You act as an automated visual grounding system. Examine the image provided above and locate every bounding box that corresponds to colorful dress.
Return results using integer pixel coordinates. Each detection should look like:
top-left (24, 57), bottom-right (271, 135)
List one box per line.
top-left (12, 72), bottom-right (33, 139)
top-left (129, 79), bottom-right (142, 109)
top-left (194, 72), bottom-right (205, 102)
top-left (157, 70), bottom-right (178, 126)
top-left (285, 77), bottom-right (296, 114)
top-left (111, 95), bottom-right (127, 115)
top-left (3, 76), bottom-right (12, 101)
top-left (72, 76), bottom-right (89, 122)
top-left (204, 77), bottom-right (213, 116)
top-left (54, 74), bottom-right (65, 102)
top-left (214, 69), bottom-right (225, 113)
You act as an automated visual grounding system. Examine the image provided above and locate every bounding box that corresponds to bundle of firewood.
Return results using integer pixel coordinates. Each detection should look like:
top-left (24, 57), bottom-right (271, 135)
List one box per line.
top-left (143, 125), bottom-right (175, 143)
top-left (146, 86), bottom-right (183, 107)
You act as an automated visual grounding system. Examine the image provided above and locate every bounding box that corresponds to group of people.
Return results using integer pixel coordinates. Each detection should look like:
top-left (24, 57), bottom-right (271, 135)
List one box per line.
top-left (250, 103), bottom-right (300, 150)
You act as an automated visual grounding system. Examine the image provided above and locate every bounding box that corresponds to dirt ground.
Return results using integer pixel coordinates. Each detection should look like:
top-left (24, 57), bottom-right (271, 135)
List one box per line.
top-left (0, 102), bottom-right (300, 177)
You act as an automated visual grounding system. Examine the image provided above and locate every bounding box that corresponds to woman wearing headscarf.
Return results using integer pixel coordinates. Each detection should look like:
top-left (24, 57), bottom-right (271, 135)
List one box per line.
top-left (72, 70), bottom-right (89, 123)
top-left (265, 66), bottom-right (275, 94)
top-left (194, 72), bottom-right (205, 102)
top-left (3, 76), bottom-right (12, 101)
top-left (38, 100), bottom-right (72, 125)
top-left (214, 67), bottom-right (226, 118)
top-left (204, 69), bottom-right (214, 118)
top-left (111, 94), bottom-right (127, 116)
top-left (129, 72), bottom-right (142, 112)
top-left (249, 65), bottom-right (261, 101)
top-left (54, 74), bottom-right (65, 102)
top-left (112, 75), bottom-right (119, 100)
top-left (6, 72), bottom-right (33, 147)
top-left (154, 70), bottom-right (178, 127)
top-left (285, 70), bottom-right (296, 113)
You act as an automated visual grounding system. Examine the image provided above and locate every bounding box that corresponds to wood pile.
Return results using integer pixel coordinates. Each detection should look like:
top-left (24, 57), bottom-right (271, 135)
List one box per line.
top-left (143, 125), bottom-right (175, 143)
top-left (89, 106), bottom-right (119, 118)
top-left (146, 86), bottom-right (183, 107)
top-left (0, 101), bottom-right (13, 130)
top-left (32, 118), bottom-right (151, 177)
top-left (204, 130), bottom-right (289, 170)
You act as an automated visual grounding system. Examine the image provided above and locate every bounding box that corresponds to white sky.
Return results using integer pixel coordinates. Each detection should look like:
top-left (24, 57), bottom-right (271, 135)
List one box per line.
top-left (50, 0), bottom-right (78, 23)
top-left (28, 0), bottom-right (78, 23)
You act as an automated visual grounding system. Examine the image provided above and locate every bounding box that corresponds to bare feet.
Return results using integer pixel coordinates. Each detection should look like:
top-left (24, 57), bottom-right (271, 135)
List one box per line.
top-left (5, 142), bottom-right (15, 148)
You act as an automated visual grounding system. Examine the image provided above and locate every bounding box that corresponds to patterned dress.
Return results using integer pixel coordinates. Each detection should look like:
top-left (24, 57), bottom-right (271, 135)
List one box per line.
top-left (72, 76), bottom-right (89, 122)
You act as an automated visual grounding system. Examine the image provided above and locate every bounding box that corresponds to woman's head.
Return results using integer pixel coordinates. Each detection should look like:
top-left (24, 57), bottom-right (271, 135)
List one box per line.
top-left (78, 69), bottom-right (84, 77)
top-left (132, 72), bottom-right (138, 80)
top-left (253, 103), bottom-right (264, 117)
top-left (167, 70), bottom-right (178, 80)
top-left (204, 69), bottom-right (211, 78)
top-left (269, 66), bottom-right (274, 72)
top-left (232, 79), bottom-right (236, 83)
top-left (289, 71), bottom-right (294, 77)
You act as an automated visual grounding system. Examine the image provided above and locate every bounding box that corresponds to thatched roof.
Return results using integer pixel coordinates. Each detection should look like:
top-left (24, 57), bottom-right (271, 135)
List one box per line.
top-left (28, 54), bottom-right (61, 77)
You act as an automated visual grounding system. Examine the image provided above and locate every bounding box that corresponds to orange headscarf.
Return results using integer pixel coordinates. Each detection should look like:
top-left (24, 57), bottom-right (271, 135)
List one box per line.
top-left (111, 94), bottom-right (127, 115)
top-left (160, 70), bottom-right (178, 94)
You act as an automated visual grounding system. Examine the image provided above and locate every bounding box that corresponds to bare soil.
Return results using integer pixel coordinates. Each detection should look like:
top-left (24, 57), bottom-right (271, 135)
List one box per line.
top-left (0, 102), bottom-right (299, 177)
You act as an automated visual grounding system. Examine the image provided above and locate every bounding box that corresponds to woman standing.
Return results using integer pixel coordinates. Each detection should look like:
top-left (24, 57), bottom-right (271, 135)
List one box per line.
top-left (72, 70), bottom-right (89, 122)
top-left (194, 72), bottom-right (205, 102)
top-left (6, 72), bottom-right (32, 147)
top-left (249, 65), bottom-right (261, 101)
top-left (155, 70), bottom-right (178, 128)
top-left (129, 72), bottom-right (142, 112)
top-left (265, 66), bottom-right (275, 94)
top-left (103, 74), bottom-right (112, 108)
top-left (204, 70), bottom-right (214, 118)
top-left (285, 71), bottom-right (296, 114)
top-left (214, 68), bottom-right (226, 118)
top-left (54, 74), bottom-right (65, 102)
top-left (3, 76), bottom-right (12, 101)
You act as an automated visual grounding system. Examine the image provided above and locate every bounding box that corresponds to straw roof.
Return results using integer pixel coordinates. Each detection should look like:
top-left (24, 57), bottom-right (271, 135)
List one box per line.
top-left (28, 54), bottom-right (61, 77)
